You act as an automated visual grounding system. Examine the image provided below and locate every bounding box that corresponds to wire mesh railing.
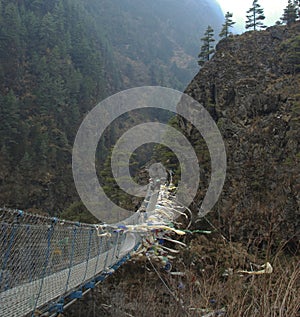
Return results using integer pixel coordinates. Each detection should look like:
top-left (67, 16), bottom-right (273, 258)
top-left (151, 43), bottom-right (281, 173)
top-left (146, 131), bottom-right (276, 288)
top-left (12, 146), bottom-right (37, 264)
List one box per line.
top-left (0, 208), bottom-right (142, 317)
top-left (0, 183), bottom-right (182, 317)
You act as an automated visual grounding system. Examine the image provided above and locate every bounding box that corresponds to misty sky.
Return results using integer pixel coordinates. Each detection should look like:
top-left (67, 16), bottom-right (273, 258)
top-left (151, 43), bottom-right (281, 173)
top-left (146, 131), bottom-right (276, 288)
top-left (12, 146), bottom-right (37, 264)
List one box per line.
top-left (217, 0), bottom-right (287, 32)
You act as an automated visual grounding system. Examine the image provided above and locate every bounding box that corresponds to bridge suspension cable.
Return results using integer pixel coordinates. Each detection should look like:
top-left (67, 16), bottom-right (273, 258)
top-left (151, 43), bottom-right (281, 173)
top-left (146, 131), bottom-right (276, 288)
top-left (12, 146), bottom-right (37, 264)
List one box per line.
top-left (0, 183), bottom-right (185, 317)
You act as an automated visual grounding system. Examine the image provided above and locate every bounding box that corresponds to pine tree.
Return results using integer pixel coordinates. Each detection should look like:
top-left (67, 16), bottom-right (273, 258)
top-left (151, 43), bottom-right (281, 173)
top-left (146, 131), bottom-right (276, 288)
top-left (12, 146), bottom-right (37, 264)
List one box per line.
top-left (281, 0), bottom-right (298, 26)
top-left (294, 0), bottom-right (300, 17)
top-left (219, 12), bottom-right (236, 38)
top-left (198, 25), bottom-right (215, 66)
top-left (245, 0), bottom-right (267, 31)
top-left (0, 3), bottom-right (24, 82)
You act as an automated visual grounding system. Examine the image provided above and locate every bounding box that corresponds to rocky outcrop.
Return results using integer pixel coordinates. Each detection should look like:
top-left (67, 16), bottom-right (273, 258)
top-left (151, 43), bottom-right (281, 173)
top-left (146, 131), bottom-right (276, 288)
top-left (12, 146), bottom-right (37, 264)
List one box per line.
top-left (184, 24), bottom-right (300, 251)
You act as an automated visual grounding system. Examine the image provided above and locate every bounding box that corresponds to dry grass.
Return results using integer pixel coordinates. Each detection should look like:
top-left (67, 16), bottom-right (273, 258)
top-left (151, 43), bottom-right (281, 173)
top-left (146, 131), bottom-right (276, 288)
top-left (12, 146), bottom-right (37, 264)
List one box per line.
top-left (181, 255), bottom-right (299, 317)
top-left (64, 236), bottom-right (299, 317)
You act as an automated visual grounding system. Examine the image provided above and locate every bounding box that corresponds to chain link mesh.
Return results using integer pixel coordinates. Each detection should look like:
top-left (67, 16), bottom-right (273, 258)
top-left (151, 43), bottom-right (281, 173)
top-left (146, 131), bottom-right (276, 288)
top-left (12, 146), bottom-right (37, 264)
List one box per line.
top-left (0, 208), bottom-right (140, 317)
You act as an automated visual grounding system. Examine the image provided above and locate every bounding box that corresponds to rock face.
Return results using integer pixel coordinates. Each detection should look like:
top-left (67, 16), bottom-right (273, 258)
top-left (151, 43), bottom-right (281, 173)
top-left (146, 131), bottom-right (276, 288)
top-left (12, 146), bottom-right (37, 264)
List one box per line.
top-left (183, 24), bottom-right (300, 250)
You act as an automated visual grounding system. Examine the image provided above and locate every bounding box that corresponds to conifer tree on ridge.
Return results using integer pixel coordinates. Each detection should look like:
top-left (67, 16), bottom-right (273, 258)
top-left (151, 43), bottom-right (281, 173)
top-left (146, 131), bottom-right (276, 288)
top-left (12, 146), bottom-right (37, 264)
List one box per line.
top-left (245, 0), bottom-right (267, 31)
top-left (198, 25), bottom-right (215, 66)
top-left (219, 12), bottom-right (236, 38)
top-left (281, 0), bottom-right (298, 26)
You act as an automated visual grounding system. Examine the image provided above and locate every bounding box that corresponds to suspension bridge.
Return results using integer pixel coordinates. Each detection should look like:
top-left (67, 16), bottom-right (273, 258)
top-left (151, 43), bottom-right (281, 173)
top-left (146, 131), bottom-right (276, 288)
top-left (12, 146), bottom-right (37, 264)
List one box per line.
top-left (0, 183), bottom-right (186, 317)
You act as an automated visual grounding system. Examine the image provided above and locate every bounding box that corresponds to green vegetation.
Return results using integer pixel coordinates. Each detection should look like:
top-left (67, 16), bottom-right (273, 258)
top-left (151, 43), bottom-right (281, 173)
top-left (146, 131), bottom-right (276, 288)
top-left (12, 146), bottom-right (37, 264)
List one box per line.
top-left (0, 0), bottom-right (224, 215)
top-left (287, 35), bottom-right (300, 72)
top-left (198, 26), bottom-right (215, 66)
top-left (88, 0), bottom-right (223, 90)
top-left (281, 34), bottom-right (300, 73)
top-left (0, 1), bottom-right (299, 316)
top-left (281, 0), bottom-right (299, 25)
top-left (219, 12), bottom-right (236, 39)
top-left (152, 116), bottom-right (182, 185)
top-left (60, 201), bottom-right (98, 223)
top-left (0, 0), bottom-right (120, 213)
top-left (245, 0), bottom-right (267, 31)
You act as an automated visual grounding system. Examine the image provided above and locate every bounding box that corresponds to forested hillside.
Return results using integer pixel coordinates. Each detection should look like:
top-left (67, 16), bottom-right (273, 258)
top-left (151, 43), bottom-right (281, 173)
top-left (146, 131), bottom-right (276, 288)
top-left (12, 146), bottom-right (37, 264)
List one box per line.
top-left (89, 0), bottom-right (223, 89)
top-left (0, 0), bottom-right (223, 215)
top-left (0, 0), bottom-right (121, 213)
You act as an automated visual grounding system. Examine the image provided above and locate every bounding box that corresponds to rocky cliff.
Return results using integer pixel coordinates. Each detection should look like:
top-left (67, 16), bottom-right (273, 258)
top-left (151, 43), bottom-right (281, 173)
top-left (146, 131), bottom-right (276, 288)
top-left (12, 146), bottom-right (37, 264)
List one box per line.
top-left (183, 23), bottom-right (300, 250)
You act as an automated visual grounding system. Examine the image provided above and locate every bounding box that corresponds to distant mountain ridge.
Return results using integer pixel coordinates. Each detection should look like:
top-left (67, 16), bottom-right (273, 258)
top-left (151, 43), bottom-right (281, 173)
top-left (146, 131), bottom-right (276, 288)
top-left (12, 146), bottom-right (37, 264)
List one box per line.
top-left (87, 0), bottom-right (224, 90)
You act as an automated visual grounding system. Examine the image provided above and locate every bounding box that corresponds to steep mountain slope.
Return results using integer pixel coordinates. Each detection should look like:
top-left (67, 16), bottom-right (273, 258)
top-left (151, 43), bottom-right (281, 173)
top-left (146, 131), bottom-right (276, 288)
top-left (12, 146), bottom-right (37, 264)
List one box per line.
top-left (0, 0), bottom-right (121, 214)
top-left (183, 24), bottom-right (300, 248)
top-left (87, 0), bottom-right (224, 90)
